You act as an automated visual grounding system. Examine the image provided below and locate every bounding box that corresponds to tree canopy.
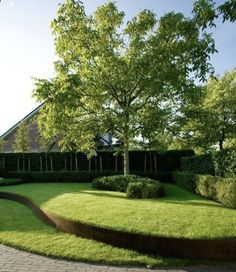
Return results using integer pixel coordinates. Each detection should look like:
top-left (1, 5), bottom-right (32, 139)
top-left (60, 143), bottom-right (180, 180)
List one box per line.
top-left (193, 0), bottom-right (236, 29)
top-left (33, 0), bottom-right (217, 174)
top-left (179, 68), bottom-right (236, 151)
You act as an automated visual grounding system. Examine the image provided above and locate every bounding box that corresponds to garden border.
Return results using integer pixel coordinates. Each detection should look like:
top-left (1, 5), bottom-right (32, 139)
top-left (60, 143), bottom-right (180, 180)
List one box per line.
top-left (0, 191), bottom-right (235, 262)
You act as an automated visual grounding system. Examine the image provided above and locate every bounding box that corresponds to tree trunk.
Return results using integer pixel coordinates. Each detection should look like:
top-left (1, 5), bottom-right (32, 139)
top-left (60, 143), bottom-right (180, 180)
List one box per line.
top-left (219, 128), bottom-right (225, 151)
top-left (28, 157), bottom-right (31, 172)
top-left (75, 155), bottom-right (78, 172)
top-left (99, 156), bottom-right (102, 172)
top-left (50, 156), bottom-right (53, 172)
top-left (219, 139), bottom-right (223, 151)
top-left (124, 145), bottom-right (129, 176)
top-left (123, 114), bottom-right (130, 176)
top-left (115, 156), bottom-right (118, 172)
top-left (40, 156), bottom-right (42, 172)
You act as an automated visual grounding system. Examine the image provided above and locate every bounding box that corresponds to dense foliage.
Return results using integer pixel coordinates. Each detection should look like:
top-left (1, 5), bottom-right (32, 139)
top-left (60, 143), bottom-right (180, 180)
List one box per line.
top-left (181, 149), bottom-right (236, 177)
top-left (33, 0), bottom-right (216, 175)
top-left (193, 0), bottom-right (236, 28)
top-left (175, 68), bottom-right (236, 152)
top-left (92, 174), bottom-right (165, 199)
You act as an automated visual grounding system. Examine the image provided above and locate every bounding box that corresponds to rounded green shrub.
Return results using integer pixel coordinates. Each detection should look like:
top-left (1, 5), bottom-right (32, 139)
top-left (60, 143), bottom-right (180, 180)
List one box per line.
top-left (93, 174), bottom-right (165, 199)
top-left (92, 174), bottom-right (141, 192)
top-left (126, 182), bottom-right (143, 198)
top-left (142, 182), bottom-right (165, 198)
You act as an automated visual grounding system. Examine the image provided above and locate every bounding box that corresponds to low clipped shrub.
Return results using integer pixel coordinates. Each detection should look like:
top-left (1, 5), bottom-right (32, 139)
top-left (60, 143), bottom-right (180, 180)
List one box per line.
top-left (92, 174), bottom-right (140, 192)
top-left (173, 171), bottom-right (236, 209)
top-left (127, 179), bottom-right (165, 199)
top-left (93, 174), bottom-right (165, 199)
top-left (214, 177), bottom-right (236, 208)
top-left (196, 175), bottom-right (216, 200)
top-left (197, 175), bottom-right (236, 208)
top-left (0, 178), bottom-right (23, 186)
top-left (141, 182), bottom-right (165, 198)
top-left (6, 171), bottom-right (122, 183)
top-left (126, 182), bottom-right (143, 198)
top-left (172, 171), bottom-right (196, 192)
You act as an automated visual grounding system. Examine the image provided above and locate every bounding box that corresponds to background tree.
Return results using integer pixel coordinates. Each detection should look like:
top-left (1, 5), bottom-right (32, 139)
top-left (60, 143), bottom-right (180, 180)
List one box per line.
top-left (181, 68), bottom-right (236, 151)
top-left (33, 0), bottom-right (216, 175)
top-left (13, 121), bottom-right (30, 153)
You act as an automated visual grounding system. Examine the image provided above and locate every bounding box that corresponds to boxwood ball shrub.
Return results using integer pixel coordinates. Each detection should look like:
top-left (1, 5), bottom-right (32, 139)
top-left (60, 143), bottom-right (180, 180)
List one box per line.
top-left (126, 182), bottom-right (143, 198)
top-left (92, 174), bottom-right (139, 192)
top-left (93, 175), bottom-right (165, 199)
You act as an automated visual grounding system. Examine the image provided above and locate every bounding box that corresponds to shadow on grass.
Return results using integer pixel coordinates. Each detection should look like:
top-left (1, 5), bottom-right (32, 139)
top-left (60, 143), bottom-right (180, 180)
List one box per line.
top-left (161, 200), bottom-right (224, 209)
top-left (78, 190), bottom-right (224, 209)
top-left (78, 190), bottom-right (127, 200)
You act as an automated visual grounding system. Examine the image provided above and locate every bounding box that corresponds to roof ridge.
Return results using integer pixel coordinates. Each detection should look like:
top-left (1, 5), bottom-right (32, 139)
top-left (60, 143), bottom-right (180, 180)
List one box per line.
top-left (0, 103), bottom-right (44, 139)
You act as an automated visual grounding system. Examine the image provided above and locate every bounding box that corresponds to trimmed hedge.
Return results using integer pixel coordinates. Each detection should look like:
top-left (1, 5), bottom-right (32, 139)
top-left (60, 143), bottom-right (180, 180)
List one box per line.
top-left (180, 154), bottom-right (215, 175)
top-left (93, 175), bottom-right (165, 199)
top-left (195, 175), bottom-right (216, 200)
top-left (173, 171), bottom-right (236, 209)
top-left (5, 170), bottom-right (173, 184)
top-left (180, 149), bottom-right (236, 178)
top-left (6, 171), bottom-right (122, 183)
top-left (172, 171), bottom-right (196, 193)
top-left (0, 150), bottom-right (194, 173)
top-left (214, 177), bottom-right (236, 208)
top-left (0, 178), bottom-right (23, 186)
top-left (92, 174), bottom-right (134, 192)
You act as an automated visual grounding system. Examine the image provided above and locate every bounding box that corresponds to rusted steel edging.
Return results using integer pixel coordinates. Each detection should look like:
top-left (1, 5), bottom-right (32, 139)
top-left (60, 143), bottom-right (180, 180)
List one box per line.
top-left (0, 191), bottom-right (235, 262)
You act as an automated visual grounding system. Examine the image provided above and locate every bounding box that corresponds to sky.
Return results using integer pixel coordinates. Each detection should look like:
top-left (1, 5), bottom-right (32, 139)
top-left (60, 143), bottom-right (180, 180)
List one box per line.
top-left (0, 0), bottom-right (235, 135)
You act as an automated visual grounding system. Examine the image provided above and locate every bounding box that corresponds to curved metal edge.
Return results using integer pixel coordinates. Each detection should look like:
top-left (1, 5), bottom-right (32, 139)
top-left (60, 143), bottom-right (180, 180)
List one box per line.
top-left (0, 191), bottom-right (235, 262)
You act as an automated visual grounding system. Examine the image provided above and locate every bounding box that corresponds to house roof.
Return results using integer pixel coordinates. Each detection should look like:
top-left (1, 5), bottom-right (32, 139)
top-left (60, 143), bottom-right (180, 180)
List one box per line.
top-left (0, 103), bottom-right (44, 140)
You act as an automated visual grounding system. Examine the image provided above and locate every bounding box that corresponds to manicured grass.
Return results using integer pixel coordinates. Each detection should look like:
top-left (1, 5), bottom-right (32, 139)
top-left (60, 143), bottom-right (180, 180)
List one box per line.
top-left (0, 182), bottom-right (236, 266)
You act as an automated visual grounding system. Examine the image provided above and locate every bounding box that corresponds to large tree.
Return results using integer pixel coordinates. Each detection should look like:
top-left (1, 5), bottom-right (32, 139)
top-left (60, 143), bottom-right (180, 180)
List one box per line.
top-left (33, 0), bottom-right (216, 175)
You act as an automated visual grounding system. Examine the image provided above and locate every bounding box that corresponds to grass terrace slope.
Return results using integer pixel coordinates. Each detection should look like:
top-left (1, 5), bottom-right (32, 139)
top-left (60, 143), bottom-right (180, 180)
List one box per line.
top-left (0, 183), bottom-right (236, 267)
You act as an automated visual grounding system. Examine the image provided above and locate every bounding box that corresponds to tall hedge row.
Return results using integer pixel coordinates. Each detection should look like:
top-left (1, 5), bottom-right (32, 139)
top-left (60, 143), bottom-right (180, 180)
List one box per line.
top-left (180, 149), bottom-right (236, 177)
top-left (0, 150), bottom-right (194, 174)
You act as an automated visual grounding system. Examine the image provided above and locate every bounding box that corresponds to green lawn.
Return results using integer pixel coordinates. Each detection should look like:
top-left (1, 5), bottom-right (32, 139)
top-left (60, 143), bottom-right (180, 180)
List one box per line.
top-left (0, 182), bottom-right (236, 267)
